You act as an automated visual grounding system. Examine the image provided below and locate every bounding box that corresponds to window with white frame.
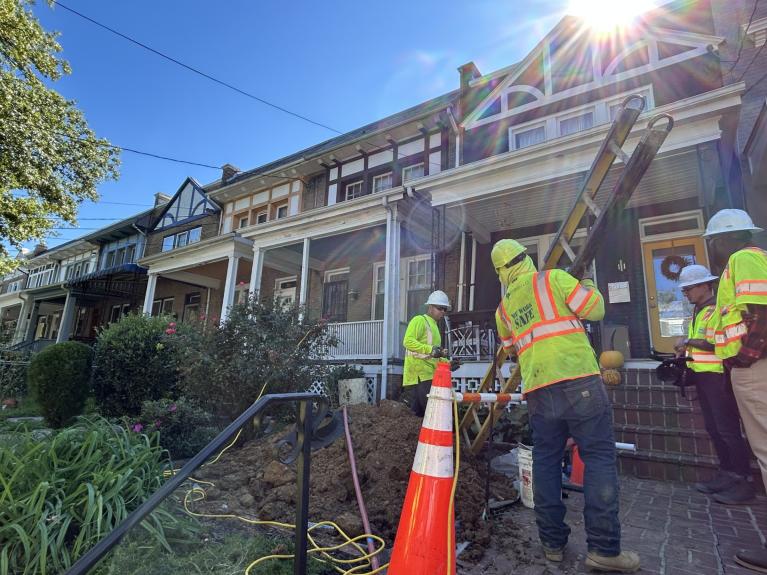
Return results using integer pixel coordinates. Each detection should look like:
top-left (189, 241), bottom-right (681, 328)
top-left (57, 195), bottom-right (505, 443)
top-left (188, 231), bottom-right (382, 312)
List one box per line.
top-left (405, 256), bottom-right (432, 319)
top-left (28, 263), bottom-right (56, 288)
top-left (151, 297), bottom-right (175, 317)
top-left (275, 203), bottom-right (288, 219)
top-left (372, 172), bottom-right (393, 194)
top-left (237, 214), bottom-right (249, 229)
top-left (559, 111), bottom-right (594, 136)
top-left (162, 236), bottom-right (175, 252)
top-left (345, 180), bottom-right (364, 200)
top-left (256, 211), bottom-right (268, 224)
top-left (162, 227), bottom-right (202, 252)
top-left (372, 263), bottom-right (385, 320)
top-left (513, 125), bottom-right (546, 150)
top-left (402, 163), bottom-right (424, 183)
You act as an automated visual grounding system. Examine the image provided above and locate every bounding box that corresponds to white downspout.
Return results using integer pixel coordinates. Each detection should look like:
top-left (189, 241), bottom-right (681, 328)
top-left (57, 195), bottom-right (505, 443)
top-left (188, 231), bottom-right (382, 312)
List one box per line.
top-left (381, 196), bottom-right (392, 401)
top-left (457, 231), bottom-right (466, 312)
top-left (469, 236), bottom-right (477, 311)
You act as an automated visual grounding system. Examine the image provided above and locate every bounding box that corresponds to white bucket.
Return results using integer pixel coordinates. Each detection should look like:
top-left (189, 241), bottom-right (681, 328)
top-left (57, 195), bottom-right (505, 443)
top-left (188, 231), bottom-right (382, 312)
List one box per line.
top-left (338, 378), bottom-right (368, 406)
top-left (518, 444), bottom-right (534, 509)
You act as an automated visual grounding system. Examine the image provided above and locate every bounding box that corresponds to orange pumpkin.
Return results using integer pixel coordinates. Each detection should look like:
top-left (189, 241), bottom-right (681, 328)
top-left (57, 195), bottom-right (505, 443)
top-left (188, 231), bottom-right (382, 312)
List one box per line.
top-left (601, 369), bottom-right (622, 386)
top-left (599, 350), bottom-right (625, 369)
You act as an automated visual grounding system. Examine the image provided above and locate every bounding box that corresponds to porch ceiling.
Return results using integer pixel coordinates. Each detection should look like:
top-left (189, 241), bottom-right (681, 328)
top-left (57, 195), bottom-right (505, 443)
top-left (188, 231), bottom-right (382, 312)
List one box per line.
top-left (446, 149), bottom-right (700, 234)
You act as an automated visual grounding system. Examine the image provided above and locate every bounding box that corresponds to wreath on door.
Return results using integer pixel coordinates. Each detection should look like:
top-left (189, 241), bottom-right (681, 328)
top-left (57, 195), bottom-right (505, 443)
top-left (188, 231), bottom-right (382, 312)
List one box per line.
top-left (660, 254), bottom-right (691, 281)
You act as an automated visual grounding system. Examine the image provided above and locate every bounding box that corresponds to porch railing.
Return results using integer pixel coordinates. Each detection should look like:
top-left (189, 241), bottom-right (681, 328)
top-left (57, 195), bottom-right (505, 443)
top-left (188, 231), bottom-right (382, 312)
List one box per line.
top-left (326, 320), bottom-right (383, 359)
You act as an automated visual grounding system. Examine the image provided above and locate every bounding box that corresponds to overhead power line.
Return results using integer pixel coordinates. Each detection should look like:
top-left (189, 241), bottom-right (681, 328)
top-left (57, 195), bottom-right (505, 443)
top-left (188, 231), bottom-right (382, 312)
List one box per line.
top-left (726, 0), bottom-right (760, 77)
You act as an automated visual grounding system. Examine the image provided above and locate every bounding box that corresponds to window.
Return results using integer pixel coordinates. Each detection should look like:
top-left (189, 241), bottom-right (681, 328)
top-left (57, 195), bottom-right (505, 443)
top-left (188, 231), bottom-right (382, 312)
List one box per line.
top-left (276, 204), bottom-right (288, 219)
top-left (559, 111), bottom-right (594, 136)
top-left (151, 297), bottom-right (175, 317)
top-left (345, 180), bottom-right (364, 200)
top-left (162, 236), bottom-right (175, 252)
top-left (124, 245), bottom-right (136, 264)
top-left (188, 227), bottom-right (202, 244)
top-left (176, 231), bottom-right (189, 248)
top-left (514, 125), bottom-right (546, 149)
top-left (256, 211), bottom-right (268, 224)
top-left (373, 263), bottom-right (385, 320)
top-left (402, 163), bottom-right (424, 183)
top-left (373, 172), bottom-right (393, 194)
top-left (109, 305), bottom-right (122, 323)
top-left (608, 89), bottom-right (653, 122)
top-left (162, 227), bottom-right (201, 251)
top-left (406, 257), bottom-right (432, 320)
top-left (183, 292), bottom-right (201, 322)
top-left (237, 215), bottom-right (250, 229)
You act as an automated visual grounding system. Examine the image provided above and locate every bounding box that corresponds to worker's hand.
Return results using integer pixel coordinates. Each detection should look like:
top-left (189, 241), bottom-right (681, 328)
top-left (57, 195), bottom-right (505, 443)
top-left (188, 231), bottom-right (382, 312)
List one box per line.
top-left (673, 337), bottom-right (688, 356)
top-left (580, 277), bottom-right (596, 289)
top-left (431, 346), bottom-right (444, 358)
top-left (450, 358), bottom-right (462, 372)
top-left (724, 351), bottom-right (758, 370)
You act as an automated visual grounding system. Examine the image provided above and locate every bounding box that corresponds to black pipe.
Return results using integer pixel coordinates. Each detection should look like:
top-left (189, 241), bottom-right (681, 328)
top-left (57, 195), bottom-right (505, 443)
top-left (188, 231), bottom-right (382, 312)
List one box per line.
top-left (66, 392), bottom-right (323, 575)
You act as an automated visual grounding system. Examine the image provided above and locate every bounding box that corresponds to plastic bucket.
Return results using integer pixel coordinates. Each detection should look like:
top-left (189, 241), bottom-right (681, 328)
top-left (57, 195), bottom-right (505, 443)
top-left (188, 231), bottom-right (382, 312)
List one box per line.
top-left (518, 445), bottom-right (534, 509)
top-left (338, 378), bottom-right (368, 406)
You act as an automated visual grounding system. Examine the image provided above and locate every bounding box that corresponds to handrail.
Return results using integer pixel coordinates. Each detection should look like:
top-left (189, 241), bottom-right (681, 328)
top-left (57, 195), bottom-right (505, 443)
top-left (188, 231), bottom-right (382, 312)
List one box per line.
top-left (66, 392), bottom-right (324, 575)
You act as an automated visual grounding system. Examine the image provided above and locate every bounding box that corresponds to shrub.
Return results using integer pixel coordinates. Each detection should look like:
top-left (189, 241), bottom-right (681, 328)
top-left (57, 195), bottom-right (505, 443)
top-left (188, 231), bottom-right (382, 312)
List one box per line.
top-left (27, 341), bottom-right (92, 428)
top-left (176, 296), bottom-right (338, 423)
top-left (0, 350), bottom-right (30, 401)
top-left (130, 397), bottom-right (219, 459)
top-left (0, 417), bottom-right (194, 575)
top-left (92, 314), bottom-right (181, 417)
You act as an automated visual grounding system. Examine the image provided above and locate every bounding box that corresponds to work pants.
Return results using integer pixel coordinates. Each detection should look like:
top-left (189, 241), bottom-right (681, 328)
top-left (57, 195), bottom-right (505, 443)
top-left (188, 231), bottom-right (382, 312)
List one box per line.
top-left (401, 379), bottom-right (432, 417)
top-left (526, 375), bottom-right (621, 556)
top-left (730, 359), bottom-right (767, 490)
top-left (693, 371), bottom-right (751, 478)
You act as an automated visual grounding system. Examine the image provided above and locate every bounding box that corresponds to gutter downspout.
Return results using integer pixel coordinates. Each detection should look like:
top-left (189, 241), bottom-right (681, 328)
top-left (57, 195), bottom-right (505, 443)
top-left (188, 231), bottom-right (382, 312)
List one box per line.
top-left (447, 106), bottom-right (461, 169)
top-left (457, 231), bottom-right (466, 312)
top-left (380, 196), bottom-right (392, 401)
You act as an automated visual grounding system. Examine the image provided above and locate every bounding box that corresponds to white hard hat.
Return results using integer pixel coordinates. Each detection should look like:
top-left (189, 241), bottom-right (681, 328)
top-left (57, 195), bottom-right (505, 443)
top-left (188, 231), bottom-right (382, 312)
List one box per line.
top-left (702, 209), bottom-right (763, 238)
top-left (425, 290), bottom-right (451, 309)
top-left (678, 264), bottom-right (718, 289)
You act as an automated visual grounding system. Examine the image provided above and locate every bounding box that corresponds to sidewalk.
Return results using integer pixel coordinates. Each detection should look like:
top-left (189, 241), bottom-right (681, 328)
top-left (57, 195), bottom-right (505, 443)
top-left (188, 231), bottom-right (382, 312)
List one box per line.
top-left (459, 476), bottom-right (766, 574)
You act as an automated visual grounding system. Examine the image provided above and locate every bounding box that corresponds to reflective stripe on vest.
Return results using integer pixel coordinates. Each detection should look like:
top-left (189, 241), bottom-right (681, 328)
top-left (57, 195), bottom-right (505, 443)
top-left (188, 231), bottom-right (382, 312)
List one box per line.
top-left (566, 284), bottom-right (594, 315)
top-left (405, 315), bottom-right (434, 359)
top-left (514, 316), bottom-right (584, 355)
top-left (690, 351), bottom-right (721, 364)
top-left (534, 271), bottom-right (557, 320)
top-left (736, 280), bottom-right (767, 297)
top-left (688, 304), bottom-right (723, 373)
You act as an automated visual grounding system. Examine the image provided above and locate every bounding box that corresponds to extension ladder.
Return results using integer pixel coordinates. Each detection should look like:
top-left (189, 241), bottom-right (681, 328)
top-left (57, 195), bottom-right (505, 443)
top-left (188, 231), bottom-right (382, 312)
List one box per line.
top-left (459, 95), bottom-right (674, 454)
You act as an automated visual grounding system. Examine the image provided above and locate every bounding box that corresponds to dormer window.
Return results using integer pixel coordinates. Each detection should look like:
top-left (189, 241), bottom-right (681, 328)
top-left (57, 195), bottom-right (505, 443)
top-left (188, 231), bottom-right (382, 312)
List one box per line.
top-left (162, 227), bottom-right (202, 252)
top-left (275, 203), bottom-right (288, 219)
top-left (559, 111), bottom-right (594, 136)
top-left (402, 163), bottom-right (424, 183)
top-left (345, 180), bottom-right (364, 201)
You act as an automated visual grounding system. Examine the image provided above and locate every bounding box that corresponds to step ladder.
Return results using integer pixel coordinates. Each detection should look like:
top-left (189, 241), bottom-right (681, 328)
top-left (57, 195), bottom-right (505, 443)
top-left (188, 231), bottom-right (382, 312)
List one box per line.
top-left (458, 95), bottom-right (674, 454)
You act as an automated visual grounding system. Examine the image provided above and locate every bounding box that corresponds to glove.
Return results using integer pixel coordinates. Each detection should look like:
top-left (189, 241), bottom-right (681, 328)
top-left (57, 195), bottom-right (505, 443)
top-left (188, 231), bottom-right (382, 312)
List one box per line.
top-left (450, 358), bottom-right (461, 372)
top-left (580, 277), bottom-right (596, 289)
top-left (431, 346), bottom-right (444, 358)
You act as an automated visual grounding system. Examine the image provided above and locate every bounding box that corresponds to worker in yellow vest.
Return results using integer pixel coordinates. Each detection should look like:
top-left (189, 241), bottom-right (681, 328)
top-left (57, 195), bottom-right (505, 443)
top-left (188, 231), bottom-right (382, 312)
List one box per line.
top-left (702, 209), bottom-right (767, 572)
top-left (674, 264), bottom-right (754, 503)
top-left (401, 290), bottom-right (451, 416)
top-left (492, 238), bottom-right (639, 573)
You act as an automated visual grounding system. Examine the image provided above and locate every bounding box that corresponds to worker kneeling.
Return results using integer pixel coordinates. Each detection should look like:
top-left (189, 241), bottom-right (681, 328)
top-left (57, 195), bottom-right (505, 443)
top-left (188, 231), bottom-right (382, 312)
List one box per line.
top-left (492, 239), bottom-right (639, 573)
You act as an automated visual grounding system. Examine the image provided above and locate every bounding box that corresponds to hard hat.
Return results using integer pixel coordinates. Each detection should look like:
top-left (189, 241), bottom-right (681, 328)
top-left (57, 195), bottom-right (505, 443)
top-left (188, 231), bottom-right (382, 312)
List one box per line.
top-left (425, 290), bottom-right (451, 309)
top-left (678, 264), bottom-right (718, 289)
top-left (491, 239), bottom-right (527, 270)
top-left (702, 209), bottom-right (763, 238)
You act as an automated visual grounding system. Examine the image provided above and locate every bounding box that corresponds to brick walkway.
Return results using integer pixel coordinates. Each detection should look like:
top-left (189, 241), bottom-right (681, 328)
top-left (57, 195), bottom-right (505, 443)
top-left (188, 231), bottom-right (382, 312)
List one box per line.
top-left (459, 476), bottom-right (766, 574)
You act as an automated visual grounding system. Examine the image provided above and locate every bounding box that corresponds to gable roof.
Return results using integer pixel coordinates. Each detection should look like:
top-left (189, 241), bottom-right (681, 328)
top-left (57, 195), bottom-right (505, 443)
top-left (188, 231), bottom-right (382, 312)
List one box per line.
top-left (151, 177), bottom-right (220, 232)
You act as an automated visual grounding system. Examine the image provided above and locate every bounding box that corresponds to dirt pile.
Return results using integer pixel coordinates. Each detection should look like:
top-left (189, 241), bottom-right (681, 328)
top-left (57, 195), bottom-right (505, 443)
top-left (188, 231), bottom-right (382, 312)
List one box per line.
top-left (192, 400), bottom-right (519, 562)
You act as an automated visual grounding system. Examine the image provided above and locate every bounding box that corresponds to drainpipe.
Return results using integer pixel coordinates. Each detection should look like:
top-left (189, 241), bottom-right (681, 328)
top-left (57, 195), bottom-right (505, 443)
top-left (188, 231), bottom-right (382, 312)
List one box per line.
top-left (447, 106), bottom-right (461, 169)
top-left (469, 236), bottom-right (477, 311)
top-left (205, 287), bottom-right (211, 322)
top-left (457, 231), bottom-right (466, 312)
top-left (380, 196), bottom-right (392, 401)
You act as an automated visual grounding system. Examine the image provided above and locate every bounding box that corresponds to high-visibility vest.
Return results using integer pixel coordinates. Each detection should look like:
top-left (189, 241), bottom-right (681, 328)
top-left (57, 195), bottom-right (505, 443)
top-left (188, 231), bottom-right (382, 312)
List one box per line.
top-left (402, 314), bottom-right (441, 386)
top-left (687, 305), bottom-right (723, 373)
top-left (495, 269), bottom-right (604, 394)
top-left (714, 247), bottom-right (767, 359)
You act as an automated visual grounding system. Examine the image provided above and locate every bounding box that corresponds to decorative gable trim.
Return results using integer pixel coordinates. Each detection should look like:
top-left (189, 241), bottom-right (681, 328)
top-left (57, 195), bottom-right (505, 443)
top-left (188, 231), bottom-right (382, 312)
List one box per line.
top-left (744, 17), bottom-right (767, 48)
top-left (462, 25), bottom-right (724, 131)
top-left (152, 177), bottom-right (220, 232)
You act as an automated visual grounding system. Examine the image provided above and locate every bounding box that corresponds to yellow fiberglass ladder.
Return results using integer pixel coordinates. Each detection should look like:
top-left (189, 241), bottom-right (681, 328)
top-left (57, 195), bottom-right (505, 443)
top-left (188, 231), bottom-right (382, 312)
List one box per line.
top-left (459, 94), bottom-right (674, 455)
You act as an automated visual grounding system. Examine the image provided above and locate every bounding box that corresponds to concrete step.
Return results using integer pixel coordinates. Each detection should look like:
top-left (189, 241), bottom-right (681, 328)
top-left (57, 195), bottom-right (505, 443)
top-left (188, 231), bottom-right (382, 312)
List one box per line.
top-left (611, 402), bottom-right (707, 430)
top-left (614, 423), bottom-right (716, 459)
top-left (617, 448), bottom-right (718, 483)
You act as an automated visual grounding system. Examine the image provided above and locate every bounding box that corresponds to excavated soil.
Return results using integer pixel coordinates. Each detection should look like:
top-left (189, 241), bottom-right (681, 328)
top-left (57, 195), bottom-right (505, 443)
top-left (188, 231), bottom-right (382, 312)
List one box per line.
top-left (191, 400), bottom-right (525, 564)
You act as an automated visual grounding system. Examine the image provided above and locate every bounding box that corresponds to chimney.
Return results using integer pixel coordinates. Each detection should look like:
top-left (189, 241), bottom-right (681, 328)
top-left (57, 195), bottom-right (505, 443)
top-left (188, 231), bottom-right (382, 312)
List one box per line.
top-left (221, 163), bottom-right (241, 184)
top-left (32, 243), bottom-right (47, 256)
top-left (457, 62), bottom-right (482, 121)
top-left (154, 192), bottom-right (171, 207)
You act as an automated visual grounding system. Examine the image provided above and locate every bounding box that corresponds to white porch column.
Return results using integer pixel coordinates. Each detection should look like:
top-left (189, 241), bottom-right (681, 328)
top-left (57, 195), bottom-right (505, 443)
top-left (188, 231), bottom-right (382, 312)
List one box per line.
top-left (220, 255), bottom-right (240, 322)
top-left (56, 292), bottom-right (77, 343)
top-left (13, 298), bottom-right (32, 345)
top-left (142, 273), bottom-right (158, 315)
top-left (248, 246), bottom-right (265, 298)
top-left (381, 203), bottom-right (401, 400)
top-left (299, 238), bottom-right (311, 318)
top-left (24, 301), bottom-right (41, 343)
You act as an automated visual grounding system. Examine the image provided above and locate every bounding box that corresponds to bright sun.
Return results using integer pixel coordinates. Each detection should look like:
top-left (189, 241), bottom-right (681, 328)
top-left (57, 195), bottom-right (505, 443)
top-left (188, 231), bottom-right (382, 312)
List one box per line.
top-left (568, 0), bottom-right (657, 32)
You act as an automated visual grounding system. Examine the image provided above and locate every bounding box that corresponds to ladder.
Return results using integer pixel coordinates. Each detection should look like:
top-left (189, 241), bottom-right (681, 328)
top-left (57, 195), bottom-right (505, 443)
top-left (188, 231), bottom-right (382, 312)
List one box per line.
top-left (459, 95), bottom-right (674, 454)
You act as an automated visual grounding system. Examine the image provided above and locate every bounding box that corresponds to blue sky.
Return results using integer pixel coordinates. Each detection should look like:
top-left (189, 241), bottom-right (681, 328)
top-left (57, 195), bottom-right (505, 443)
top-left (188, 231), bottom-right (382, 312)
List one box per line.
top-left (30, 0), bottom-right (616, 247)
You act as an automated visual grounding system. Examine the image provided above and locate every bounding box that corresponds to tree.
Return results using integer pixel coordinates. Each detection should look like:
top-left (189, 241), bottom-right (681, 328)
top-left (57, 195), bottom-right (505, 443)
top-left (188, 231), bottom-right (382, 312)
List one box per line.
top-left (0, 0), bottom-right (119, 272)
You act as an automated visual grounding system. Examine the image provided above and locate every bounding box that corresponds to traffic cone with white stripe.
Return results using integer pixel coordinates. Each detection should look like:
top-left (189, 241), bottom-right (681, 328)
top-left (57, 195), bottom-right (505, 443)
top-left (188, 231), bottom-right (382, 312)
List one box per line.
top-left (388, 361), bottom-right (456, 575)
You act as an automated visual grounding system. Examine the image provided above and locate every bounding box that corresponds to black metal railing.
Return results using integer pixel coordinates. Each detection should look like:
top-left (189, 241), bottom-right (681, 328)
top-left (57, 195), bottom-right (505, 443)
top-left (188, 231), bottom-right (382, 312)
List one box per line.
top-left (66, 392), bottom-right (324, 575)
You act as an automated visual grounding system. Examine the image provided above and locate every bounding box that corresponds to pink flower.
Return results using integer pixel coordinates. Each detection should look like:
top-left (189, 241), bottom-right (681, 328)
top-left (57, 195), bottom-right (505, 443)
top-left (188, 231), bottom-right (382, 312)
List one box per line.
top-left (165, 328), bottom-right (176, 335)
top-left (168, 403), bottom-right (177, 412)
top-left (238, 281), bottom-right (246, 286)
top-left (132, 423), bottom-right (143, 433)
top-left (168, 322), bottom-right (177, 328)
top-left (154, 419), bottom-right (162, 428)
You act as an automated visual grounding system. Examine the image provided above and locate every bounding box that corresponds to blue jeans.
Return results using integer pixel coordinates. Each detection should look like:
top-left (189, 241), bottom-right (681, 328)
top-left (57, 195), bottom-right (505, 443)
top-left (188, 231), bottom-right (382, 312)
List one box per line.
top-left (526, 374), bottom-right (621, 556)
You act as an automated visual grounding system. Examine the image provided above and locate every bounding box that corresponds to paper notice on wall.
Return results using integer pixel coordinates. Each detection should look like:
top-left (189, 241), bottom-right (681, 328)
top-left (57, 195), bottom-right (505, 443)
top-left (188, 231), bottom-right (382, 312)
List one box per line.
top-left (608, 281), bottom-right (631, 303)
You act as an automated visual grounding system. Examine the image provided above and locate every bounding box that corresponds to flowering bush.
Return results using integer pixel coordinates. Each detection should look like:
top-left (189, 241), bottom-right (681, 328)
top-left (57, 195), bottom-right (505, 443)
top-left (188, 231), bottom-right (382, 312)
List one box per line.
top-left (129, 397), bottom-right (219, 459)
top-left (92, 314), bottom-right (182, 417)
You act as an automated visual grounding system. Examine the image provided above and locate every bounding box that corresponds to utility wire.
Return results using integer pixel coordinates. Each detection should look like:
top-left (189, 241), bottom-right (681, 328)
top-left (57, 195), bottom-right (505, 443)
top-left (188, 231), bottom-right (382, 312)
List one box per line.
top-left (52, 0), bottom-right (342, 135)
top-left (725, 0), bottom-right (760, 77)
top-left (736, 39), bottom-right (767, 84)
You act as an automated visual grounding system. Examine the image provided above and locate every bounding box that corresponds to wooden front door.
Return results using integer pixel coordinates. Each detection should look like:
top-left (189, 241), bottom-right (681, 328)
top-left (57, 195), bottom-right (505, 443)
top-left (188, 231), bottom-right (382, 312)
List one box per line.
top-left (642, 236), bottom-right (708, 353)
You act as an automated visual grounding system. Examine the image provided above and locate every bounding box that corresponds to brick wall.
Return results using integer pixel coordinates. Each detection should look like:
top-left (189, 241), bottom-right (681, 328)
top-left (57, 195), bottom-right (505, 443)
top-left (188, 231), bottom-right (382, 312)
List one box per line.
top-left (144, 213), bottom-right (220, 258)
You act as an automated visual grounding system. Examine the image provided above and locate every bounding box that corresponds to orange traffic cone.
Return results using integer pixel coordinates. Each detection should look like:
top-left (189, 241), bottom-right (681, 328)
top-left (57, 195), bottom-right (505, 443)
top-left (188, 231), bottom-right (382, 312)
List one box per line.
top-left (388, 362), bottom-right (456, 575)
top-left (570, 444), bottom-right (585, 487)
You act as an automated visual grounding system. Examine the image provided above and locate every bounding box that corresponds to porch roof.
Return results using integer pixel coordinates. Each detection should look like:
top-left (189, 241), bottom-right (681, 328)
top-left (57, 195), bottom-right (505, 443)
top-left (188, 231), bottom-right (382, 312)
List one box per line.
top-left (138, 233), bottom-right (254, 275)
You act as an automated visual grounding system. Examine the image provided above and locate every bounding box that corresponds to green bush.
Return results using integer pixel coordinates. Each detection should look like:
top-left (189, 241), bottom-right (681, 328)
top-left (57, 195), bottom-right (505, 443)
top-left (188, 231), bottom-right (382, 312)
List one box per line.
top-left (27, 341), bottom-right (92, 428)
top-left (0, 350), bottom-right (30, 401)
top-left (0, 417), bottom-right (194, 575)
top-left (93, 314), bottom-right (181, 417)
top-left (131, 397), bottom-right (219, 459)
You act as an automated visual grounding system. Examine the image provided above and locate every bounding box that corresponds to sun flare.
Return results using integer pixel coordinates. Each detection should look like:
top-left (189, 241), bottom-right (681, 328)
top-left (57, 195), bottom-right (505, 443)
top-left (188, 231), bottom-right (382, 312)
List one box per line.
top-left (568, 0), bottom-right (657, 32)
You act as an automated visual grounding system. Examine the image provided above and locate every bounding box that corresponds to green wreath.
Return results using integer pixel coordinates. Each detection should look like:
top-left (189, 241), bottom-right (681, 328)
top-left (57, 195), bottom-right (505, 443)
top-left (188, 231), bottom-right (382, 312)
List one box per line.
top-left (660, 254), bottom-right (691, 281)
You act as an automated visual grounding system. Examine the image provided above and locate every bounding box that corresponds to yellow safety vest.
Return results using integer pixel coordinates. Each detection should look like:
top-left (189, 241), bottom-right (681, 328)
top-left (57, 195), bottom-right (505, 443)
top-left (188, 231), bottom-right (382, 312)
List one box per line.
top-left (402, 314), bottom-right (441, 386)
top-left (687, 304), bottom-right (723, 373)
top-left (714, 247), bottom-right (767, 359)
top-left (495, 269), bottom-right (604, 394)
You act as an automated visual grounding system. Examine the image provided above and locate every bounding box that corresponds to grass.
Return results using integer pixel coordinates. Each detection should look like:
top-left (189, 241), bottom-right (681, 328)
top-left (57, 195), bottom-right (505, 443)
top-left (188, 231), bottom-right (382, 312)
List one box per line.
top-left (0, 395), bottom-right (42, 420)
top-left (93, 529), bottom-right (336, 575)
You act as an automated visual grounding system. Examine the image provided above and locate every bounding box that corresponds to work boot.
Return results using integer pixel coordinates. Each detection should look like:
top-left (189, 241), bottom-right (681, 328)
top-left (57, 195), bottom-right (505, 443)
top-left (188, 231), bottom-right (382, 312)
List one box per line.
top-left (735, 547), bottom-right (767, 573)
top-left (585, 550), bottom-right (641, 572)
top-left (542, 544), bottom-right (565, 562)
top-left (713, 478), bottom-right (756, 505)
top-left (695, 471), bottom-right (737, 494)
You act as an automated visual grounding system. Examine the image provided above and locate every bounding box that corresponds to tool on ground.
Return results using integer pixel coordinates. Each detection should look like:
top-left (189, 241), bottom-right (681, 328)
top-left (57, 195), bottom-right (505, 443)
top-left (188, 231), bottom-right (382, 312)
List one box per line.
top-left (459, 95), bottom-right (674, 454)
